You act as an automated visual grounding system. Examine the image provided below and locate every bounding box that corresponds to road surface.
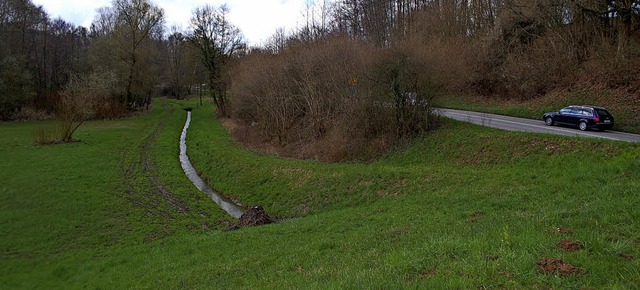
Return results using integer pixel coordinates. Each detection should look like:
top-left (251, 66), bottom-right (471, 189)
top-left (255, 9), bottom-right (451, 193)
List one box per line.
top-left (438, 108), bottom-right (640, 143)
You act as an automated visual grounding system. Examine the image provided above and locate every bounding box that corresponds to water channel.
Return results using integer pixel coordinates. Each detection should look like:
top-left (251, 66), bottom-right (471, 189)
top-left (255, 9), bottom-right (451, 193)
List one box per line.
top-left (179, 111), bottom-right (246, 219)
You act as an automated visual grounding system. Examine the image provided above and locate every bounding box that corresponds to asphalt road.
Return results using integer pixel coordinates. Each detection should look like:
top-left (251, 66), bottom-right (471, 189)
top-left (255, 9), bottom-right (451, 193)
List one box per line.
top-left (438, 108), bottom-right (640, 143)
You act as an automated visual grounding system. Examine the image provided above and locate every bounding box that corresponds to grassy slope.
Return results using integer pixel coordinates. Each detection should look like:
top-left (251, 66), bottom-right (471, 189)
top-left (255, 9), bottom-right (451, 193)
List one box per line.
top-left (433, 92), bottom-right (640, 134)
top-left (1, 100), bottom-right (228, 289)
top-left (2, 99), bottom-right (639, 288)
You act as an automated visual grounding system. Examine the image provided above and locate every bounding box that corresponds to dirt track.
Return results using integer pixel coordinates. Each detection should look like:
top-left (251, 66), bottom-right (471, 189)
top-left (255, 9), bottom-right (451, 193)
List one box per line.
top-left (118, 106), bottom-right (190, 222)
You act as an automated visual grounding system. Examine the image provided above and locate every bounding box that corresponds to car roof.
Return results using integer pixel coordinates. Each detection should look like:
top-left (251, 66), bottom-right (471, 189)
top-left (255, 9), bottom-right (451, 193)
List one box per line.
top-left (581, 105), bottom-right (608, 110)
top-left (566, 105), bottom-right (607, 110)
top-left (564, 105), bottom-right (590, 110)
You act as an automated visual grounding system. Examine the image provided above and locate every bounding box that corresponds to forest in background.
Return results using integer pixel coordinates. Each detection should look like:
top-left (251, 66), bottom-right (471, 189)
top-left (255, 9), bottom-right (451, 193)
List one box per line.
top-left (1, 0), bottom-right (639, 159)
top-left (0, 0), bottom-right (241, 120)
top-left (231, 0), bottom-right (640, 160)
top-left (1, 0), bottom-right (243, 143)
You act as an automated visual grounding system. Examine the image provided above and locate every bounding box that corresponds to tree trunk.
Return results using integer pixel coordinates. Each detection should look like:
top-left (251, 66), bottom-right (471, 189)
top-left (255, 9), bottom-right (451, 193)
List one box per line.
top-left (127, 52), bottom-right (136, 108)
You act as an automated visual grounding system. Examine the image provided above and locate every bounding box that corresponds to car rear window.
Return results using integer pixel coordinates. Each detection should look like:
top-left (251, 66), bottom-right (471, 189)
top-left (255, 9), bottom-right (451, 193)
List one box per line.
top-left (596, 109), bottom-right (610, 117)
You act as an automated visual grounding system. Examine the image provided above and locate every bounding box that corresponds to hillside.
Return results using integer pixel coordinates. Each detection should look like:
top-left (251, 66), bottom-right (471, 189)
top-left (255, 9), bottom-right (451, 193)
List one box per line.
top-left (434, 59), bottom-right (640, 134)
top-left (2, 99), bottom-right (639, 288)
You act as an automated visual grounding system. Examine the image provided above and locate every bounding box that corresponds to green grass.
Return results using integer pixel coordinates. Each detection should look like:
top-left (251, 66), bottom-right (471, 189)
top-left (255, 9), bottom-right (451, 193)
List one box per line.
top-left (2, 98), bottom-right (639, 288)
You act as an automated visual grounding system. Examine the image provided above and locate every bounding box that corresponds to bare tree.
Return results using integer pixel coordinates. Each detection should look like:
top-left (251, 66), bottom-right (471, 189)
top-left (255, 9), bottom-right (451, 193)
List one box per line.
top-left (266, 27), bottom-right (288, 54)
top-left (90, 6), bottom-right (117, 37)
top-left (113, 0), bottom-right (164, 109)
top-left (190, 4), bottom-right (245, 116)
top-left (166, 25), bottom-right (188, 99)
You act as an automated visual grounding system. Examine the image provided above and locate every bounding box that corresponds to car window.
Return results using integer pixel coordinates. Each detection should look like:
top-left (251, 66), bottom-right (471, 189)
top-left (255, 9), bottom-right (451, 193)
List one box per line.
top-left (569, 108), bottom-right (581, 115)
top-left (581, 109), bottom-right (593, 116)
top-left (560, 108), bottom-right (572, 114)
top-left (596, 109), bottom-right (610, 117)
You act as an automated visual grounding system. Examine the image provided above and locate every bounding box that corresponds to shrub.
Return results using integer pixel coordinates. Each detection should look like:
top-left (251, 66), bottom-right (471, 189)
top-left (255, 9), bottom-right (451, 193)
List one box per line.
top-left (33, 124), bottom-right (59, 145)
top-left (230, 36), bottom-right (439, 161)
top-left (55, 71), bottom-right (117, 142)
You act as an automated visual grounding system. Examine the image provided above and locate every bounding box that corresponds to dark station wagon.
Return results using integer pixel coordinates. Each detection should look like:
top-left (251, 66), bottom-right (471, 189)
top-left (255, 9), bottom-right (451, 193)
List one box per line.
top-left (542, 105), bottom-right (614, 131)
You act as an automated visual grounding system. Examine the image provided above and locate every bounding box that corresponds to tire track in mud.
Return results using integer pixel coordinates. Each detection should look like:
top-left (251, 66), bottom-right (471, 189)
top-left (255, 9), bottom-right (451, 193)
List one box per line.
top-left (119, 106), bottom-right (190, 221)
top-left (140, 116), bottom-right (190, 215)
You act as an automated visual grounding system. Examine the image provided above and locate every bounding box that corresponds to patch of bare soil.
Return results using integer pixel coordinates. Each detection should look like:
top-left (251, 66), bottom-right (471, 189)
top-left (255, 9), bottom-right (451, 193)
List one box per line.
top-left (420, 267), bottom-right (437, 278)
top-left (228, 205), bottom-right (274, 230)
top-left (470, 210), bottom-right (485, 223)
top-left (619, 253), bottom-right (634, 261)
top-left (536, 258), bottom-right (584, 276)
top-left (556, 240), bottom-right (584, 252)
top-left (485, 255), bottom-right (499, 261)
top-left (402, 267), bottom-right (437, 283)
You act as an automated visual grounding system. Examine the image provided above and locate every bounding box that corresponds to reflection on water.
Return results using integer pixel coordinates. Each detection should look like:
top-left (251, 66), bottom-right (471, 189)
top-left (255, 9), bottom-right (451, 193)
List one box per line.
top-left (180, 111), bottom-right (245, 219)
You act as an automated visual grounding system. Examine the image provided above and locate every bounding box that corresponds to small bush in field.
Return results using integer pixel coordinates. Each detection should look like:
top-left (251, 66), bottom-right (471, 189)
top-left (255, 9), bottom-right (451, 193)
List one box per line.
top-left (33, 124), bottom-right (59, 145)
top-left (55, 71), bottom-right (116, 142)
top-left (33, 71), bottom-right (117, 144)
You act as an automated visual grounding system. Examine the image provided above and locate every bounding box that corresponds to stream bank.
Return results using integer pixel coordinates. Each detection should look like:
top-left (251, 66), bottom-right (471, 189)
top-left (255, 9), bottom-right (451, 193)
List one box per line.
top-left (179, 111), bottom-right (246, 219)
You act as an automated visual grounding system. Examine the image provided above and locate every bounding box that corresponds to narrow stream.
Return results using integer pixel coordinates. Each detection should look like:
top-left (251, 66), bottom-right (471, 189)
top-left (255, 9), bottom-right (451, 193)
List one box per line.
top-left (180, 111), bottom-right (246, 219)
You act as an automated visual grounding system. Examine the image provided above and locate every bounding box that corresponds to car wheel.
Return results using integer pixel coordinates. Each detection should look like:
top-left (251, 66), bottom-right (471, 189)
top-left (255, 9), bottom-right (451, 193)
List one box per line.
top-left (545, 117), bottom-right (554, 126)
top-left (579, 121), bottom-right (588, 131)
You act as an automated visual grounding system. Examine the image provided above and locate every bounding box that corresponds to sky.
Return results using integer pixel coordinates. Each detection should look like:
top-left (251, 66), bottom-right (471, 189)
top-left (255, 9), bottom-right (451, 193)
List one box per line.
top-left (31, 0), bottom-right (309, 46)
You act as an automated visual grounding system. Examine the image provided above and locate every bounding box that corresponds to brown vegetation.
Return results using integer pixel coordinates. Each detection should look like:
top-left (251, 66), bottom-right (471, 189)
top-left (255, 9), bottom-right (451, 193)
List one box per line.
top-left (225, 0), bottom-right (639, 160)
top-left (230, 37), bottom-right (440, 161)
top-left (3, 0), bottom-right (639, 155)
top-left (57, 72), bottom-right (117, 141)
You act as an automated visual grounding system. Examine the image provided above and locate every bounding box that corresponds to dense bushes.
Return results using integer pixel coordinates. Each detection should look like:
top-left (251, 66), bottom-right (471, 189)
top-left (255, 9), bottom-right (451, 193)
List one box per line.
top-left (228, 11), bottom-right (639, 160)
top-left (230, 37), bottom-right (441, 161)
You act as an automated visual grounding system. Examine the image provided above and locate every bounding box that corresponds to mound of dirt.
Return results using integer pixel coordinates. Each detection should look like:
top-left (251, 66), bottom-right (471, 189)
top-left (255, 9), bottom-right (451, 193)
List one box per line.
top-left (470, 210), bottom-right (485, 223)
top-left (228, 205), bottom-right (274, 230)
top-left (536, 258), bottom-right (584, 276)
top-left (556, 240), bottom-right (584, 252)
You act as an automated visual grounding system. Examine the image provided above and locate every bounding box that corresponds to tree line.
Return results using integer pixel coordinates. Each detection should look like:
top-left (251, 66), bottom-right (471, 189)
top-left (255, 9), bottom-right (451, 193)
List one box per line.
top-left (1, 0), bottom-right (244, 122)
top-left (230, 0), bottom-right (639, 161)
top-left (285, 0), bottom-right (639, 54)
top-left (2, 0), bottom-right (638, 154)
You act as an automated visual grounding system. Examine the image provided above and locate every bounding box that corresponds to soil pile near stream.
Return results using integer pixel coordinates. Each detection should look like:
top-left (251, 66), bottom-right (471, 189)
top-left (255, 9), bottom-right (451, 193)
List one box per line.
top-left (229, 205), bottom-right (274, 230)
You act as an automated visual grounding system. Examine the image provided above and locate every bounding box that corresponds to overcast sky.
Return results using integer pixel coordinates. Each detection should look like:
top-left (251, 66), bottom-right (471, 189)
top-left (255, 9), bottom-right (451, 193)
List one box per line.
top-left (31, 0), bottom-right (308, 46)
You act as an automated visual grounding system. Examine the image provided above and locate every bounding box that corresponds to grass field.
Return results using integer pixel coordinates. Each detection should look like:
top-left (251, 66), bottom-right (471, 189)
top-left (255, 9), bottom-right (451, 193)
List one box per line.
top-left (2, 98), bottom-right (639, 288)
